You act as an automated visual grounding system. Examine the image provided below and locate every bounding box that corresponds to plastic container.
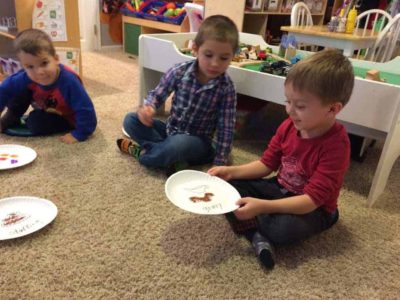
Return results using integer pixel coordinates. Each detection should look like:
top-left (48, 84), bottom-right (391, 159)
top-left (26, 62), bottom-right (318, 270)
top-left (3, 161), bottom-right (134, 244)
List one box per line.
top-left (336, 8), bottom-right (346, 33)
top-left (346, 6), bottom-right (357, 34)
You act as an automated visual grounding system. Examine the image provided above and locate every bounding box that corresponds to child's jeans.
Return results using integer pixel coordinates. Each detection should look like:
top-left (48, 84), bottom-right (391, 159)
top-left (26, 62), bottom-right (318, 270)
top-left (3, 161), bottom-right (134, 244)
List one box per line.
top-left (123, 112), bottom-right (215, 168)
top-left (5, 95), bottom-right (72, 135)
top-left (228, 177), bottom-right (339, 246)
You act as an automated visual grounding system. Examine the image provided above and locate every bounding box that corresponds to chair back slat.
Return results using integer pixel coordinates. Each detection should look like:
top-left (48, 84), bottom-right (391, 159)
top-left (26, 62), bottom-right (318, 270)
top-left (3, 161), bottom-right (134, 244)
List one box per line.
top-left (353, 9), bottom-right (393, 61)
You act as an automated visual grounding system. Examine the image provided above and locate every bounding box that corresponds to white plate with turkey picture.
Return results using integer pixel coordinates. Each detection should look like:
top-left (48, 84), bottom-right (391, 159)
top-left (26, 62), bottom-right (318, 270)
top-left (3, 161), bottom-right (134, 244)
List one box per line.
top-left (0, 144), bottom-right (37, 170)
top-left (0, 196), bottom-right (58, 240)
top-left (165, 170), bottom-right (240, 215)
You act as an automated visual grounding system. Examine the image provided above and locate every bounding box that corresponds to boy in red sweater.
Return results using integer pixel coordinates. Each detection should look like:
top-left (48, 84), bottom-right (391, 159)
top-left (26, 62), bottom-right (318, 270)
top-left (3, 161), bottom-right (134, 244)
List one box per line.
top-left (208, 49), bottom-right (354, 269)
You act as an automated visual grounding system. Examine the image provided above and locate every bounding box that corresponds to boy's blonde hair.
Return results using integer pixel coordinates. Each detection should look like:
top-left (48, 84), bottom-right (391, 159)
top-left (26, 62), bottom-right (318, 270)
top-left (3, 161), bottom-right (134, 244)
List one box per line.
top-left (285, 49), bottom-right (354, 106)
top-left (14, 29), bottom-right (56, 57)
top-left (194, 15), bottom-right (239, 53)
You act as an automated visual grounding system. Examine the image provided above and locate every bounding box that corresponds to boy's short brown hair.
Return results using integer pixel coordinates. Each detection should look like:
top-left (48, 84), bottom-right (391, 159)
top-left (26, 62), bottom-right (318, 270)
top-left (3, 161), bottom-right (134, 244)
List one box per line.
top-left (14, 28), bottom-right (56, 57)
top-left (285, 49), bottom-right (354, 106)
top-left (194, 15), bottom-right (239, 53)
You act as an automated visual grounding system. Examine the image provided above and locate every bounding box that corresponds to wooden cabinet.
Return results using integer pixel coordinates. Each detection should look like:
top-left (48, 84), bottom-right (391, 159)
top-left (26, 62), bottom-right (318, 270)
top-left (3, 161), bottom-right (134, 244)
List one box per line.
top-left (123, 15), bottom-right (190, 56)
top-left (205, 0), bottom-right (344, 40)
top-left (243, 0), bottom-right (328, 36)
top-left (122, 0), bottom-right (207, 56)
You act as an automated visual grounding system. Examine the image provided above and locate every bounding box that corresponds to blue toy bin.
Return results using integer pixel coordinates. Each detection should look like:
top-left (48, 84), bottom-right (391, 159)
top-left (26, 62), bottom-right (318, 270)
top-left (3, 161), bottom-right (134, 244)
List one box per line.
top-left (120, 7), bottom-right (141, 18)
top-left (140, 1), bottom-right (166, 21)
top-left (120, 1), bottom-right (147, 18)
top-left (157, 3), bottom-right (186, 25)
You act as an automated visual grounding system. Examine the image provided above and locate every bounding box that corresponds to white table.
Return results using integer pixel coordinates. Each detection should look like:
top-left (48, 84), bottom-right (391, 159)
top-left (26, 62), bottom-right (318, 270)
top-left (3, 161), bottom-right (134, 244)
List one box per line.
top-left (138, 32), bottom-right (400, 207)
top-left (280, 25), bottom-right (378, 57)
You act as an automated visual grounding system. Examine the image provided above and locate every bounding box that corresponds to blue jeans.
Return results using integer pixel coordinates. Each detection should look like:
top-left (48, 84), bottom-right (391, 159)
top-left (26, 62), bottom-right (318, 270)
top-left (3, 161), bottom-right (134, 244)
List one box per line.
top-left (123, 112), bottom-right (215, 168)
top-left (229, 177), bottom-right (339, 246)
top-left (6, 94), bottom-right (72, 135)
top-left (26, 110), bottom-right (72, 135)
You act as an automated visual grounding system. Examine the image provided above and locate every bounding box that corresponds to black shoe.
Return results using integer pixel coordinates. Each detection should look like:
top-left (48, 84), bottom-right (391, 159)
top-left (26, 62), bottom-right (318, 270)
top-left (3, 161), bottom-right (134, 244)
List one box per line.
top-left (252, 232), bottom-right (275, 270)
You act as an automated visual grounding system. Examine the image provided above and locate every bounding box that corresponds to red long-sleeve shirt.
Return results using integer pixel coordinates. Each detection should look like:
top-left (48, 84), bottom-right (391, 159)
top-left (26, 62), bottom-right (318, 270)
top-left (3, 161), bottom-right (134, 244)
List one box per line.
top-left (261, 118), bottom-right (350, 213)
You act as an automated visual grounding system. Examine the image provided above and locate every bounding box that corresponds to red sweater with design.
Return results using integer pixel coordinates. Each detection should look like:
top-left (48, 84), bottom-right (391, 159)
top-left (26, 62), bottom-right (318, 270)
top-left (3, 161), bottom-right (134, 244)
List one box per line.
top-left (261, 118), bottom-right (350, 213)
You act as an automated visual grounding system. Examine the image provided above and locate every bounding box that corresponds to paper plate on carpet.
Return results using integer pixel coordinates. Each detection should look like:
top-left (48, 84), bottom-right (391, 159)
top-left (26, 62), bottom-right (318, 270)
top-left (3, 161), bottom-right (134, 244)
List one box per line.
top-left (0, 144), bottom-right (37, 170)
top-left (0, 196), bottom-right (58, 240)
top-left (165, 170), bottom-right (240, 215)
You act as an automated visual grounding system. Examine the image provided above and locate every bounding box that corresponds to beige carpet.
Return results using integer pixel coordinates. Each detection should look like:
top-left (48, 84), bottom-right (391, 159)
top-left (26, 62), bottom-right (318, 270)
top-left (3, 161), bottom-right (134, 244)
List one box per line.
top-left (1, 48), bottom-right (400, 299)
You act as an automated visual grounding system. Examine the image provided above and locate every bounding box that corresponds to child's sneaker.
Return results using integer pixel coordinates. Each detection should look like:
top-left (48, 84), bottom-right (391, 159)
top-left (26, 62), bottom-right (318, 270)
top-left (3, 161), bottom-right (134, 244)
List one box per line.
top-left (116, 138), bottom-right (141, 159)
top-left (252, 231), bottom-right (275, 270)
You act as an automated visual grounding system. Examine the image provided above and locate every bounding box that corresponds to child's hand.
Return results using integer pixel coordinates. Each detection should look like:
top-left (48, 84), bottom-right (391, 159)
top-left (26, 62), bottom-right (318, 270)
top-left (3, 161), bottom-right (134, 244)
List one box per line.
top-left (234, 197), bottom-right (265, 220)
top-left (207, 166), bottom-right (232, 181)
top-left (138, 105), bottom-right (155, 127)
top-left (59, 133), bottom-right (79, 144)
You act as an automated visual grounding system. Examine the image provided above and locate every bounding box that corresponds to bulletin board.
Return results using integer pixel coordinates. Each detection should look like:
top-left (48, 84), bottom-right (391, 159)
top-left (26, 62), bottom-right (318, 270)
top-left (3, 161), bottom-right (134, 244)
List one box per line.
top-left (12, 0), bottom-right (82, 75)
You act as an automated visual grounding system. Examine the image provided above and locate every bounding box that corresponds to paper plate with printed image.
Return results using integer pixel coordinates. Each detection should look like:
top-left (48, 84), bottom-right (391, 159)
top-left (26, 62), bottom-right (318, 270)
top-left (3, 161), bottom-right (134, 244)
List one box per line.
top-left (0, 196), bottom-right (58, 240)
top-left (165, 170), bottom-right (240, 215)
top-left (0, 144), bottom-right (37, 170)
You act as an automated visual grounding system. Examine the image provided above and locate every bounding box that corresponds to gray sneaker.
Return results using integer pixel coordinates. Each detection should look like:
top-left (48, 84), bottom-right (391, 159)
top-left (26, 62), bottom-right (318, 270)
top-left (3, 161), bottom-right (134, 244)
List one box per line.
top-left (252, 232), bottom-right (275, 270)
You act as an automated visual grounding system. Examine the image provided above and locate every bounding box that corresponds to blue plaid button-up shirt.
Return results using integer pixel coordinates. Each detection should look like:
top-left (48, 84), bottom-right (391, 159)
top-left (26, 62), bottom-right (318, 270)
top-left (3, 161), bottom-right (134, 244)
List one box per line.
top-left (144, 60), bottom-right (236, 165)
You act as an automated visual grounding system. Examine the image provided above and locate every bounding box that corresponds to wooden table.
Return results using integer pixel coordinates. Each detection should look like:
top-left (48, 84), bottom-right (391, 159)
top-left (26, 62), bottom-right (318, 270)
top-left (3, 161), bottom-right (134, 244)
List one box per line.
top-left (280, 25), bottom-right (378, 57)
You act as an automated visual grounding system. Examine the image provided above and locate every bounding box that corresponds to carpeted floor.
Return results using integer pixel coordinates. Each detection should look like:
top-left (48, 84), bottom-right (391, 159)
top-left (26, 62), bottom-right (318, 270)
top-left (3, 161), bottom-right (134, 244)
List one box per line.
top-left (1, 48), bottom-right (400, 299)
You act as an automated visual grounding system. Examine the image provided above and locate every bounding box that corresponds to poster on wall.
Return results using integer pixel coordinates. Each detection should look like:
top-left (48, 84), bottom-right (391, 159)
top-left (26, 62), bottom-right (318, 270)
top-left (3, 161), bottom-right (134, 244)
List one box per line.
top-left (32, 0), bottom-right (68, 42)
top-left (56, 47), bottom-right (80, 74)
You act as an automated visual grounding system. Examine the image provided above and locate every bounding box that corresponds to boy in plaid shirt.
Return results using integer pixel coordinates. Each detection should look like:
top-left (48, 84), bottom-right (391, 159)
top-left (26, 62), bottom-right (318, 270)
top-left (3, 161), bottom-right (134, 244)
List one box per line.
top-left (117, 15), bottom-right (238, 175)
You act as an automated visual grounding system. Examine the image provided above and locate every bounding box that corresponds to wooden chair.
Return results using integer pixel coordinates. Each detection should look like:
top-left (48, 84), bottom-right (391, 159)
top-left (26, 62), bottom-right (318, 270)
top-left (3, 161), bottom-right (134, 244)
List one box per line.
top-left (354, 9), bottom-right (393, 60)
top-left (290, 2), bottom-right (316, 51)
top-left (351, 12), bottom-right (399, 162)
top-left (365, 13), bottom-right (400, 62)
top-left (184, 2), bottom-right (204, 33)
top-left (183, 2), bottom-right (204, 49)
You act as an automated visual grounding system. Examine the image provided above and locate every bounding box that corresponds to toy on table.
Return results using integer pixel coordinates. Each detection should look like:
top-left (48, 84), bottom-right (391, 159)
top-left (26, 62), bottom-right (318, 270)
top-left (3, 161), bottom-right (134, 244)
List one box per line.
top-left (279, 34), bottom-right (297, 61)
top-left (365, 69), bottom-right (384, 82)
top-left (180, 41), bottom-right (292, 72)
top-left (290, 54), bottom-right (302, 65)
top-left (231, 44), bottom-right (289, 66)
top-left (259, 60), bottom-right (291, 76)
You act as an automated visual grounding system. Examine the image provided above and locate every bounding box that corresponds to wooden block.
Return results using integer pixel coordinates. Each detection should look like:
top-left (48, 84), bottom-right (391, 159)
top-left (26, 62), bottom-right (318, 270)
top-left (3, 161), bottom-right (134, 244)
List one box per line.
top-left (365, 69), bottom-right (382, 82)
top-left (230, 59), bottom-right (261, 67)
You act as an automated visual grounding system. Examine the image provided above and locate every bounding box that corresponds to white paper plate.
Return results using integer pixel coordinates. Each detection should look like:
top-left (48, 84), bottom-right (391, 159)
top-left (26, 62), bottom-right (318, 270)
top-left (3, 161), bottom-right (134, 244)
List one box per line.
top-left (0, 144), bottom-right (37, 170)
top-left (165, 170), bottom-right (240, 215)
top-left (0, 196), bottom-right (58, 240)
